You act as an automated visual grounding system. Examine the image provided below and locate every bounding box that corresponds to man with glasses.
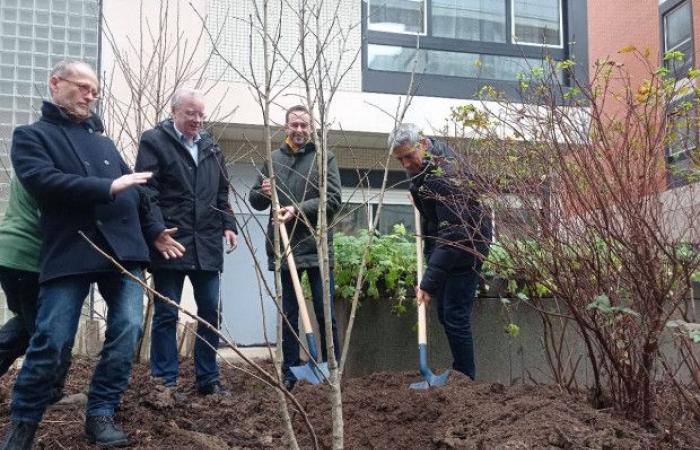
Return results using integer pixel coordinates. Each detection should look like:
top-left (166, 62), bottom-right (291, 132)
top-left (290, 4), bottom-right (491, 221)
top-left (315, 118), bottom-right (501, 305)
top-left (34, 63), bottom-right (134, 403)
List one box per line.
top-left (135, 88), bottom-right (237, 396)
top-left (3, 60), bottom-right (175, 448)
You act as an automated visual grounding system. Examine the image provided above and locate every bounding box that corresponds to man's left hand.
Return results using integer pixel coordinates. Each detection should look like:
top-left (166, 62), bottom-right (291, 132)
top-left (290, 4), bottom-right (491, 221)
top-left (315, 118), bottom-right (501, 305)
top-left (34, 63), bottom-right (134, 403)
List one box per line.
top-left (416, 287), bottom-right (432, 305)
top-left (224, 229), bottom-right (238, 253)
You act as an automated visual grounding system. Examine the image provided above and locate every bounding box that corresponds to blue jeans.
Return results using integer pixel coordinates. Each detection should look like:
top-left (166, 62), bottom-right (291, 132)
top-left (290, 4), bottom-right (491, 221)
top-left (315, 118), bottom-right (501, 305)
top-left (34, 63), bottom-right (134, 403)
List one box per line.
top-left (150, 270), bottom-right (221, 388)
top-left (434, 263), bottom-right (482, 380)
top-left (0, 267), bottom-right (39, 377)
top-left (281, 268), bottom-right (340, 381)
top-left (11, 269), bottom-right (144, 423)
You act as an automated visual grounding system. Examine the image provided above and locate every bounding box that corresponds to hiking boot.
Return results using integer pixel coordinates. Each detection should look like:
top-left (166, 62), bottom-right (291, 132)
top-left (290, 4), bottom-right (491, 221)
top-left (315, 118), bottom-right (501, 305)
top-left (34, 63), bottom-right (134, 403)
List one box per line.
top-left (2, 420), bottom-right (38, 450)
top-left (48, 392), bottom-right (88, 411)
top-left (84, 415), bottom-right (130, 447)
top-left (197, 381), bottom-right (229, 396)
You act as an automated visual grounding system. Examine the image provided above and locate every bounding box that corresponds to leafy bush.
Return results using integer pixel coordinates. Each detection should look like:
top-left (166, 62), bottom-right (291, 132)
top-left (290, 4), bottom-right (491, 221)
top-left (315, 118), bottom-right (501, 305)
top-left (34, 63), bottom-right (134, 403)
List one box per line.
top-left (333, 224), bottom-right (416, 313)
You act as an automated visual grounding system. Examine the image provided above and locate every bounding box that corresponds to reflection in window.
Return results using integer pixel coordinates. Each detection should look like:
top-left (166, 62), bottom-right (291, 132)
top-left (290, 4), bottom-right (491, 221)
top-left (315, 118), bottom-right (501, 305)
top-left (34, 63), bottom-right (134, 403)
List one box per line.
top-left (368, 0), bottom-right (426, 34)
top-left (432, 0), bottom-right (505, 42)
top-left (667, 103), bottom-right (698, 158)
top-left (335, 202), bottom-right (369, 236)
top-left (368, 44), bottom-right (559, 82)
top-left (377, 204), bottom-right (415, 235)
top-left (512, 0), bottom-right (562, 47)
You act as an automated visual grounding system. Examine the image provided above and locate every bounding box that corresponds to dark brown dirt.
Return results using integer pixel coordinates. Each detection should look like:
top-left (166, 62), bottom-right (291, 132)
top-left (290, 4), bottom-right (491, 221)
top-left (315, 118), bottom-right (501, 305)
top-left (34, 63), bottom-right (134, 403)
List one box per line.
top-left (1, 357), bottom-right (699, 449)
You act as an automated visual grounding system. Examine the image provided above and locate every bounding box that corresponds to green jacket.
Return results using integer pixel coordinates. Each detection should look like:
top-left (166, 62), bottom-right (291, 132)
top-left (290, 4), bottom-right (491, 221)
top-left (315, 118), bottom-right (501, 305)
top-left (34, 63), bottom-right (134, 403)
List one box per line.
top-left (0, 177), bottom-right (41, 272)
top-left (249, 141), bottom-right (342, 271)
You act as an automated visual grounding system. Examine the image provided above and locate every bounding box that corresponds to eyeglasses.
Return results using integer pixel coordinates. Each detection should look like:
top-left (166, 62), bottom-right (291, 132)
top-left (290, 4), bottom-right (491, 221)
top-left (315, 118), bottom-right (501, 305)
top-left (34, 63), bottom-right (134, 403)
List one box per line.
top-left (57, 77), bottom-right (100, 98)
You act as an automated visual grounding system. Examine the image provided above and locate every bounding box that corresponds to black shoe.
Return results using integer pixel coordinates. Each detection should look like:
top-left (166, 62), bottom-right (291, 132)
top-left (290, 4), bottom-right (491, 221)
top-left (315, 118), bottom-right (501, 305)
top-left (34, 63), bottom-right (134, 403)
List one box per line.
top-left (84, 415), bottom-right (131, 447)
top-left (197, 381), bottom-right (229, 396)
top-left (283, 378), bottom-right (296, 391)
top-left (2, 420), bottom-right (38, 450)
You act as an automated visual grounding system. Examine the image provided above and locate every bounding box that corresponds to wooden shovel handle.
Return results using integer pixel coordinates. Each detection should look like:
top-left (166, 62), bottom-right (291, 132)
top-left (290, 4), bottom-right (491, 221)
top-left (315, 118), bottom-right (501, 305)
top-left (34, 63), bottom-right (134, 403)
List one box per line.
top-left (277, 214), bottom-right (314, 334)
top-left (414, 207), bottom-right (427, 345)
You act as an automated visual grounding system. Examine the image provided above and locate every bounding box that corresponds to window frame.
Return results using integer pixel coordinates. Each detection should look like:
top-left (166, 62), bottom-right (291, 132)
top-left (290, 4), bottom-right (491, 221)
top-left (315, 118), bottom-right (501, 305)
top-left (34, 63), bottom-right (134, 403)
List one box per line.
top-left (362, 0), bottom-right (588, 100)
top-left (660, 0), bottom-right (694, 77)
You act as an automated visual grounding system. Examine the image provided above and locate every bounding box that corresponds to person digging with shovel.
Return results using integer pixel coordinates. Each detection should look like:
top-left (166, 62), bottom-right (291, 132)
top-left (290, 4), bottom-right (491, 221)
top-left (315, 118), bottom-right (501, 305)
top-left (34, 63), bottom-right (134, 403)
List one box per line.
top-left (249, 105), bottom-right (342, 391)
top-left (388, 123), bottom-right (492, 381)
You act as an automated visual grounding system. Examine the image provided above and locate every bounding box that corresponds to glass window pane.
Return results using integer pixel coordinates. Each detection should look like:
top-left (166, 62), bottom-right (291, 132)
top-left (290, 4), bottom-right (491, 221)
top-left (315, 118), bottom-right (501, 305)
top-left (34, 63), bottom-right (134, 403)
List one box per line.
top-left (368, 44), bottom-right (561, 82)
top-left (51, 13), bottom-right (66, 26)
top-left (17, 39), bottom-right (31, 52)
top-left (17, 54), bottom-right (31, 66)
top-left (0, 95), bottom-right (13, 109)
top-left (35, 11), bottom-right (49, 24)
top-left (377, 204), bottom-right (414, 235)
top-left (2, 23), bottom-right (17, 36)
top-left (1, 38), bottom-right (15, 51)
top-left (664, 1), bottom-right (691, 51)
top-left (52, 28), bottom-right (66, 40)
top-left (18, 24), bottom-right (32, 37)
top-left (33, 55), bottom-right (48, 67)
top-left (67, 44), bottom-right (81, 57)
top-left (432, 0), bottom-right (505, 42)
top-left (68, 30), bottom-right (81, 42)
top-left (0, 53), bottom-right (14, 64)
top-left (51, 42), bottom-right (65, 54)
top-left (0, 67), bottom-right (14, 80)
top-left (3, 9), bottom-right (18, 21)
top-left (18, 10), bottom-right (33, 23)
top-left (15, 82), bottom-right (30, 95)
top-left (0, 82), bottom-right (13, 94)
top-left (35, 25), bottom-right (49, 39)
top-left (368, 0), bottom-right (425, 34)
top-left (335, 203), bottom-right (369, 235)
top-left (68, 15), bottom-right (82, 27)
top-left (53, 0), bottom-right (67, 12)
top-left (0, 110), bottom-right (13, 123)
top-left (34, 40), bottom-right (48, 53)
top-left (513, 0), bottom-right (562, 46)
top-left (15, 96), bottom-right (31, 111)
top-left (20, 0), bottom-right (34, 8)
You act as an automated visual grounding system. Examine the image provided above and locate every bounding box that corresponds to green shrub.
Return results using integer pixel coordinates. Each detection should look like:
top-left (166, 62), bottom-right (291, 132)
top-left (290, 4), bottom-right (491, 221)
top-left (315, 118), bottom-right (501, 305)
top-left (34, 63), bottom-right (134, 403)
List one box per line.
top-left (334, 224), bottom-right (416, 313)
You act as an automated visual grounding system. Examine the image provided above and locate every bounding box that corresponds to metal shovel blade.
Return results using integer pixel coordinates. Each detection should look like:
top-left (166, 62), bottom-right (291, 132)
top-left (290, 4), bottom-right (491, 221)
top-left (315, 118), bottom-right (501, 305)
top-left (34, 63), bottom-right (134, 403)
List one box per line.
top-left (409, 343), bottom-right (450, 390)
top-left (290, 361), bottom-right (329, 385)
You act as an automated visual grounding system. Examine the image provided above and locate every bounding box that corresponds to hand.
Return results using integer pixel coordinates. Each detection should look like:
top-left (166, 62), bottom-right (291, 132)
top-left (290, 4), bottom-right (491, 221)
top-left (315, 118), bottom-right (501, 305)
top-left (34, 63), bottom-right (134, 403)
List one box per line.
top-left (261, 178), bottom-right (272, 197)
top-left (154, 227), bottom-right (185, 260)
top-left (416, 287), bottom-right (432, 305)
top-left (110, 172), bottom-right (152, 195)
top-left (276, 205), bottom-right (296, 223)
top-left (224, 229), bottom-right (238, 253)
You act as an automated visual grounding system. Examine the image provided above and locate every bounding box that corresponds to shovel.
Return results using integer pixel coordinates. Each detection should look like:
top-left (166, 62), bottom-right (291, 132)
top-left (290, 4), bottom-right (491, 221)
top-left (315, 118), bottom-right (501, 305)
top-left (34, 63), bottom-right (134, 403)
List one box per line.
top-left (277, 214), bottom-right (329, 385)
top-left (410, 206), bottom-right (449, 390)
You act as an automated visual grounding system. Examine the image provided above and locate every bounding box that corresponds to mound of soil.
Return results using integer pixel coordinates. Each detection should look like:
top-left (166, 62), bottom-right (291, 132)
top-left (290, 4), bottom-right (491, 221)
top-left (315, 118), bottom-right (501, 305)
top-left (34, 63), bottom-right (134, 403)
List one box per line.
top-left (1, 357), bottom-right (698, 449)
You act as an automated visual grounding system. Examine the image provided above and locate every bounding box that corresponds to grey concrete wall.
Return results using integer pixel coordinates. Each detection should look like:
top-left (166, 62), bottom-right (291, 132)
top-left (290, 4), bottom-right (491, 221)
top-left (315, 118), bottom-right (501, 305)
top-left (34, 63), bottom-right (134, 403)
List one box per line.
top-left (336, 292), bottom-right (700, 385)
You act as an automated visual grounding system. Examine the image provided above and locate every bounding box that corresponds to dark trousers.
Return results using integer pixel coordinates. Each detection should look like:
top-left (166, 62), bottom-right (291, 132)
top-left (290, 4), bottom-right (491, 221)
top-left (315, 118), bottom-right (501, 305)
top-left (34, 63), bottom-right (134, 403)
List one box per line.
top-left (281, 267), bottom-right (340, 381)
top-left (150, 270), bottom-right (221, 388)
top-left (434, 263), bottom-right (482, 380)
top-left (0, 267), bottom-right (39, 377)
top-left (11, 269), bottom-right (144, 423)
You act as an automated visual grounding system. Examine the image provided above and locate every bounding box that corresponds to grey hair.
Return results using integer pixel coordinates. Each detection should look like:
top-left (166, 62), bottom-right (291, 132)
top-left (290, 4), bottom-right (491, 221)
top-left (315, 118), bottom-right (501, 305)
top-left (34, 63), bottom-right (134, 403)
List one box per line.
top-left (387, 123), bottom-right (423, 151)
top-left (171, 88), bottom-right (203, 110)
top-left (49, 60), bottom-right (94, 80)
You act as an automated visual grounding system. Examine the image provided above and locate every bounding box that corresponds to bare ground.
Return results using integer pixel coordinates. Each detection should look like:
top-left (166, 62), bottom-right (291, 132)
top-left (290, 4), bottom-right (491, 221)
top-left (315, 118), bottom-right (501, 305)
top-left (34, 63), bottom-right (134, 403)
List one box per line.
top-left (1, 357), bottom-right (698, 449)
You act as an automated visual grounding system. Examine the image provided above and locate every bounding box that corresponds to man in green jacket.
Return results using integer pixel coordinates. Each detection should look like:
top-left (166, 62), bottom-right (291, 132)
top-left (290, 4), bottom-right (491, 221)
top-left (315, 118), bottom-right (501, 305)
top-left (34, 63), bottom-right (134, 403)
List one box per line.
top-left (0, 176), bottom-right (42, 378)
top-left (249, 105), bottom-right (342, 390)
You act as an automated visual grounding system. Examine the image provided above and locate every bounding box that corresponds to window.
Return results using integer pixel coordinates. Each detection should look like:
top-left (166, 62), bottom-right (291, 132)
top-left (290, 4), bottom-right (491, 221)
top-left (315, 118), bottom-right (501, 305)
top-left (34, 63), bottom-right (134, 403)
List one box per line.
top-left (336, 188), bottom-right (415, 236)
top-left (369, 0), bottom-right (426, 34)
top-left (662, 0), bottom-right (693, 76)
top-left (363, 0), bottom-right (585, 99)
top-left (667, 99), bottom-right (698, 159)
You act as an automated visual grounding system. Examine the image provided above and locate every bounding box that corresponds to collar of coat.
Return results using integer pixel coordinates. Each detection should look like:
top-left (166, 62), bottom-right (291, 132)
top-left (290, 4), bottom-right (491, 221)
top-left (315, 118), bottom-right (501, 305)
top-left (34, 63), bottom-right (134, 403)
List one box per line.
top-left (281, 140), bottom-right (315, 156)
top-left (40, 101), bottom-right (105, 132)
top-left (157, 119), bottom-right (216, 153)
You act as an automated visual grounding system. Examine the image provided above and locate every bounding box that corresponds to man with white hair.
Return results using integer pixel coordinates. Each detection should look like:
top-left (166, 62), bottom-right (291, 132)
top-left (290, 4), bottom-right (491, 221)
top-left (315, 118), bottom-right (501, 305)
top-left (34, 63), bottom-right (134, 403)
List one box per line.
top-left (4, 60), bottom-right (173, 448)
top-left (135, 88), bottom-right (237, 396)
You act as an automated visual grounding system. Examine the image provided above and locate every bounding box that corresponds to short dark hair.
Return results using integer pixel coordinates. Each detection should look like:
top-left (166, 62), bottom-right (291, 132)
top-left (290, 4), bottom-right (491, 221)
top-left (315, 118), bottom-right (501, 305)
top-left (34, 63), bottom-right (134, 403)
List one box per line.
top-left (285, 105), bottom-right (310, 124)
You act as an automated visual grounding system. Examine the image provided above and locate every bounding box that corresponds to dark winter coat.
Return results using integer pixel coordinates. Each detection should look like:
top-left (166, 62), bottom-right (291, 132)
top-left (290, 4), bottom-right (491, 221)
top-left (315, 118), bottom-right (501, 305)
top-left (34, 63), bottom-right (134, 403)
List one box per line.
top-left (135, 120), bottom-right (237, 272)
top-left (249, 141), bottom-right (341, 271)
top-left (11, 101), bottom-right (159, 282)
top-left (410, 139), bottom-right (492, 295)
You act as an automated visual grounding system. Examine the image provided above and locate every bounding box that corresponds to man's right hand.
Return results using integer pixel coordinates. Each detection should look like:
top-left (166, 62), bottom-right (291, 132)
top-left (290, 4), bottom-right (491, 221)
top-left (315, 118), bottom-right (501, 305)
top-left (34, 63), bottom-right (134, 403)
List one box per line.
top-left (110, 172), bottom-right (153, 195)
top-left (154, 227), bottom-right (186, 260)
